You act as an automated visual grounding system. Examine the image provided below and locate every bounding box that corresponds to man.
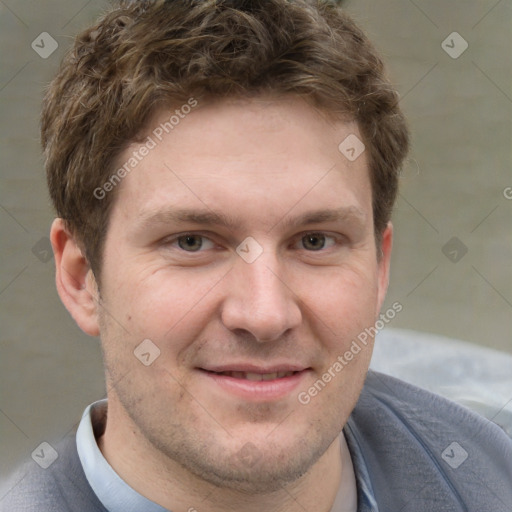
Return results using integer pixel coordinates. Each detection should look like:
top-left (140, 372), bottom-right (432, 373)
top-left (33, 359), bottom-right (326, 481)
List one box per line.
top-left (2, 0), bottom-right (511, 511)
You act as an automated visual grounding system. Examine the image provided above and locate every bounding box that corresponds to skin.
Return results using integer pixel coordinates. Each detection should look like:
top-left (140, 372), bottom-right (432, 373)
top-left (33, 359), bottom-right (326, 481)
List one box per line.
top-left (51, 96), bottom-right (392, 512)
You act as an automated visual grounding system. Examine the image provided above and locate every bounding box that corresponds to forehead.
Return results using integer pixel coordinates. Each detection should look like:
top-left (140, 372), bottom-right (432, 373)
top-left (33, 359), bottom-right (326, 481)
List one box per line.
top-left (110, 96), bottom-right (372, 232)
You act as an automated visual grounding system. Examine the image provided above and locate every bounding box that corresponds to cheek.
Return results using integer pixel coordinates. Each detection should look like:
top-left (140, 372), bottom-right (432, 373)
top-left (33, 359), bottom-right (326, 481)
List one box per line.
top-left (296, 262), bottom-right (380, 335)
top-left (103, 268), bottom-right (227, 368)
top-left (293, 267), bottom-right (378, 426)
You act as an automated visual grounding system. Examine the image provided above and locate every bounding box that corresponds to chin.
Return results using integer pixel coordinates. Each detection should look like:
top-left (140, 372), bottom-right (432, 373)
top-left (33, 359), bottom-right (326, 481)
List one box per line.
top-left (165, 428), bottom-right (334, 495)
top-left (190, 449), bottom-right (314, 494)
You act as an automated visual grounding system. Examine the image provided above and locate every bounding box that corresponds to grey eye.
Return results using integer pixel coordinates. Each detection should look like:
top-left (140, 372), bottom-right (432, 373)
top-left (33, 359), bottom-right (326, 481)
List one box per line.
top-left (302, 233), bottom-right (326, 251)
top-left (177, 235), bottom-right (204, 251)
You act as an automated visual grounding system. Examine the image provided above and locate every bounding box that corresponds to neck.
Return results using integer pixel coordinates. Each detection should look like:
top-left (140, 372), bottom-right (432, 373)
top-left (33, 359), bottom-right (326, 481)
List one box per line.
top-left (97, 399), bottom-right (345, 512)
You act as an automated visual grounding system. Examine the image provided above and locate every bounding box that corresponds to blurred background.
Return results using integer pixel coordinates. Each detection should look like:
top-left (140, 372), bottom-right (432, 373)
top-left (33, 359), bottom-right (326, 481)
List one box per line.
top-left (1, 0), bottom-right (511, 491)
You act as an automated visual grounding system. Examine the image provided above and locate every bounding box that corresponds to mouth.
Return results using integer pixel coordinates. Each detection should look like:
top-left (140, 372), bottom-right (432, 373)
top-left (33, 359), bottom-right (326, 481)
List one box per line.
top-left (197, 366), bottom-right (311, 401)
top-left (204, 370), bottom-right (297, 381)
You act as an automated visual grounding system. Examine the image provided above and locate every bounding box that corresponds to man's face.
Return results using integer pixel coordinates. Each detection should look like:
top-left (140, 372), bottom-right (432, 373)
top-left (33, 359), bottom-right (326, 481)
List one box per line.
top-left (96, 96), bottom-right (391, 492)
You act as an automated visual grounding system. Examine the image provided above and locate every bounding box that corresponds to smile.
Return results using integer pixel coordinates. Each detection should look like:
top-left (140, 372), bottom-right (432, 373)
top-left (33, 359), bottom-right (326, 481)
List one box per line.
top-left (198, 367), bottom-right (310, 401)
top-left (211, 370), bottom-right (296, 381)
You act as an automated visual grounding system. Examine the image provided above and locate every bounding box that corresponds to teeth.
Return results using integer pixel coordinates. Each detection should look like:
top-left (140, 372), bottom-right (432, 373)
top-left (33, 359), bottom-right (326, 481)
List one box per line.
top-left (246, 372), bottom-right (266, 381)
top-left (220, 371), bottom-right (294, 380)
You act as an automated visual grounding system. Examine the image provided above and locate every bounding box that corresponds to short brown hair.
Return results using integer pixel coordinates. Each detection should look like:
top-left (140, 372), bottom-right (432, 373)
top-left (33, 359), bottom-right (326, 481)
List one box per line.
top-left (42, 0), bottom-right (409, 281)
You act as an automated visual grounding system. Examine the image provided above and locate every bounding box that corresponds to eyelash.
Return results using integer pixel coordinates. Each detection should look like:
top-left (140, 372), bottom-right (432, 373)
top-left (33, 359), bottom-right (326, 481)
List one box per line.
top-left (163, 232), bottom-right (343, 253)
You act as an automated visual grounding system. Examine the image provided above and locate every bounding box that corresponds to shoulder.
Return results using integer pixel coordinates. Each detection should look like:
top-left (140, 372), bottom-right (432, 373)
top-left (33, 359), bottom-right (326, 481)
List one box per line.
top-left (346, 370), bottom-right (512, 511)
top-left (0, 434), bottom-right (107, 512)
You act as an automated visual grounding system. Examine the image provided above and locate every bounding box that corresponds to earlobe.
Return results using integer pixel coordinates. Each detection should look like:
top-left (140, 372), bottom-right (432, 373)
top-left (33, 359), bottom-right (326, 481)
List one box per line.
top-left (376, 222), bottom-right (393, 311)
top-left (50, 218), bottom-right (100, 336)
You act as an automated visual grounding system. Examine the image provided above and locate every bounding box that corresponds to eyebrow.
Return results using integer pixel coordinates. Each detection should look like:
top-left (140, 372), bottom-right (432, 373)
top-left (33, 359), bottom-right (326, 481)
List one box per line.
top-left (135, 208), bottom-right (240, 232)
top-left (277, 206), bottom-right (367, 231)
top-left (135, 206), bottom-right (367, 233)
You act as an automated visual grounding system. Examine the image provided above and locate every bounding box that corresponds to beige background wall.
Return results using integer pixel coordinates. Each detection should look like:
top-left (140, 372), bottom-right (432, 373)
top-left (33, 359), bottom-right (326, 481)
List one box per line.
top-left (1, 0), bottom-right (511, 491)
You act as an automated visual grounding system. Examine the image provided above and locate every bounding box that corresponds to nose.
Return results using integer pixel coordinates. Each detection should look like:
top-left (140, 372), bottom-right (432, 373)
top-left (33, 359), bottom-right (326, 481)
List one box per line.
top-left (220, 256), bottom-right (302, 343)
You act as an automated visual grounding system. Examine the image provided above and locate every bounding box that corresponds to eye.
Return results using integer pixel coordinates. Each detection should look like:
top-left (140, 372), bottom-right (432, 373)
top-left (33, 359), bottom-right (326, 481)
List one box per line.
top-left (300, 232), bottom-right (336, 251)
top-left (173, 234), bottom-right (215, 252)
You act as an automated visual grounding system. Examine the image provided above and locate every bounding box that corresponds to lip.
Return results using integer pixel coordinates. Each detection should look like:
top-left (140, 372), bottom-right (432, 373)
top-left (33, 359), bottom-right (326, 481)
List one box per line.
top-left (197, 367), bottom-right (311, 402)
top-left (201, 363), bottom-right (309, 374)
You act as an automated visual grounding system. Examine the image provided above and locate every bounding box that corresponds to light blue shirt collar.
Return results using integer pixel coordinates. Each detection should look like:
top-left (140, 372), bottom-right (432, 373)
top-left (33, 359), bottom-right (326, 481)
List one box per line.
top-left (76, 399), bottom-right (168, 512)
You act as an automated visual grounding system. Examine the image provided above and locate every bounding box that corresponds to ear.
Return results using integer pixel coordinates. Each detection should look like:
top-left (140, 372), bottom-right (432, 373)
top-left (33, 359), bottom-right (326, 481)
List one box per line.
top-left (50, 218), bottom-right (100, 336)
top-left (376, 222), bottom-right (393, 313)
